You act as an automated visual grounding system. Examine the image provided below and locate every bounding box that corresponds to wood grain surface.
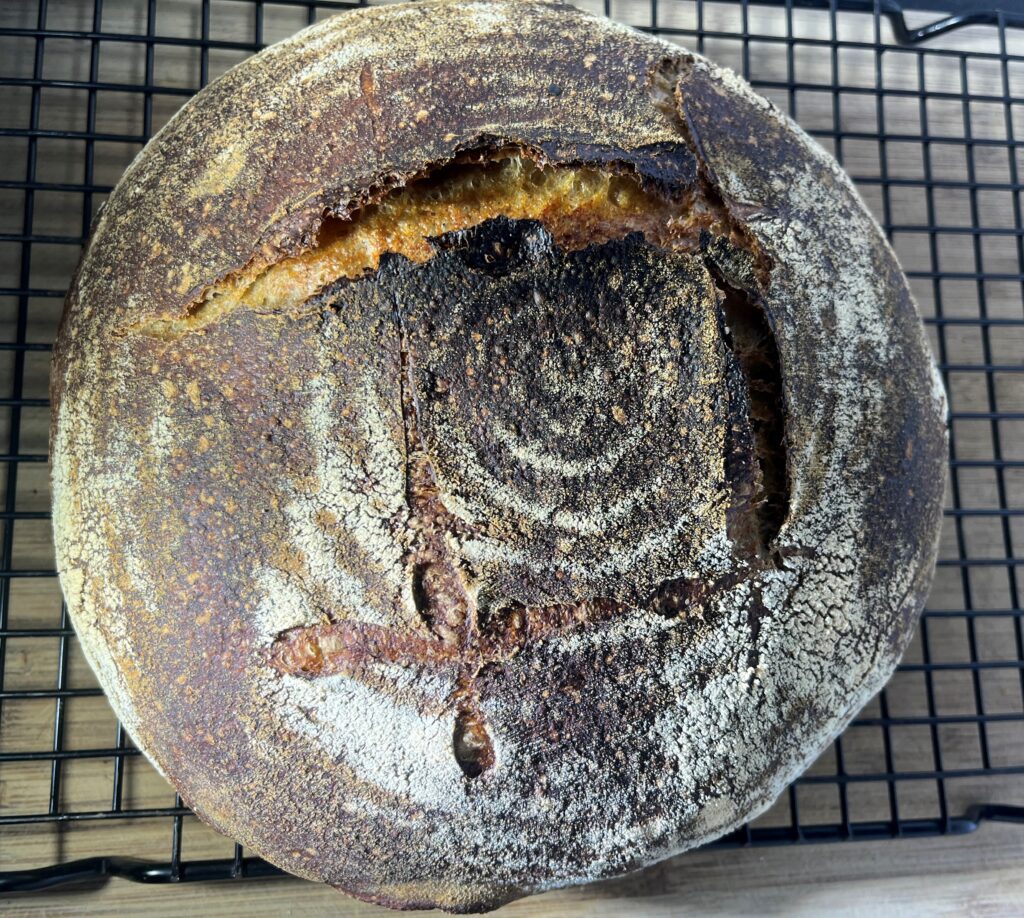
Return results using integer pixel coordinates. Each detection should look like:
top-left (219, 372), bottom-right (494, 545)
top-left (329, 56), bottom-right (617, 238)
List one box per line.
top-left (0, 0), bottom-right (1022, 914)
top-left (2, 825), bottom-right (1024, 916)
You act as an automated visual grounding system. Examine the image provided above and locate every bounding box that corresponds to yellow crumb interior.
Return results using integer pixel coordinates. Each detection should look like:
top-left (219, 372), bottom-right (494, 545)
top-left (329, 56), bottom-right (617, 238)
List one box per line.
top-left (136, 154), bottom-right (704, 339)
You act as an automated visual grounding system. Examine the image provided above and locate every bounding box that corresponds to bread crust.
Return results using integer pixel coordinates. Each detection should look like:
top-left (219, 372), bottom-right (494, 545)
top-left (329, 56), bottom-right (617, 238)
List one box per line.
top-left (51, 0), bottom-right (946, 911)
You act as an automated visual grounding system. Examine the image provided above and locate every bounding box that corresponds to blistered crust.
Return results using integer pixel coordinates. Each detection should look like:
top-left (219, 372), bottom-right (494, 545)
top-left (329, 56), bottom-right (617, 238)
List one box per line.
top-left (51, 0), bottom-right (946, 912)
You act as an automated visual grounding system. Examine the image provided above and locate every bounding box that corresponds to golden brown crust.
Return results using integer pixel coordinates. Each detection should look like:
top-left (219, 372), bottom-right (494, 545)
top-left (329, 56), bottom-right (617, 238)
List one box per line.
top-left (127, 154), bottom-right (699, 339)
top-left (51, 1), bottom-right (947, 912)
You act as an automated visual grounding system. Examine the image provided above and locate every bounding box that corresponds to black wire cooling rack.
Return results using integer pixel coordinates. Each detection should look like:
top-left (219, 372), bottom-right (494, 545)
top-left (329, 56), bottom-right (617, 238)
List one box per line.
top-left (0, 0), bottom-right (1023, 895)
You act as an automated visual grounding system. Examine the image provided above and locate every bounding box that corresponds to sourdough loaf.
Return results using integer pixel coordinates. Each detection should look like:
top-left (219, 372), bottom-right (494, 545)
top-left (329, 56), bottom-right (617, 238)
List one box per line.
top-left (51, 0), bottom-right (947, 910)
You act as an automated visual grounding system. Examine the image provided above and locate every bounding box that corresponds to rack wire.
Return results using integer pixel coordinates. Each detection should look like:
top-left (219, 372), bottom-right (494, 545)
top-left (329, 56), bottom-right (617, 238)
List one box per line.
top-left (0, 0), bottom-right (1022, 894)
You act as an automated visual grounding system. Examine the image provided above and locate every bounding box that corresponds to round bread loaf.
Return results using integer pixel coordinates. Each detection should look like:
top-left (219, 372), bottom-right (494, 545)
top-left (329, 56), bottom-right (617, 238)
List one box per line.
top-left (51, 0), bottom-right (947, 910)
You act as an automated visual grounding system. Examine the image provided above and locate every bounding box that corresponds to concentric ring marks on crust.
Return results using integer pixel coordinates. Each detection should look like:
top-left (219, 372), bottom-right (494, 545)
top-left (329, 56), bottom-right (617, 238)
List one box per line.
top-left (50, 0), bottom-right (947, 911)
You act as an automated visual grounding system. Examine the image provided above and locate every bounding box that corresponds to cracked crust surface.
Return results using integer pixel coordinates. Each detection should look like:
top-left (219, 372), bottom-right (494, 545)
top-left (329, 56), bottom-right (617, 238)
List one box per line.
top-left (51, 0), bottom-right (947, 911)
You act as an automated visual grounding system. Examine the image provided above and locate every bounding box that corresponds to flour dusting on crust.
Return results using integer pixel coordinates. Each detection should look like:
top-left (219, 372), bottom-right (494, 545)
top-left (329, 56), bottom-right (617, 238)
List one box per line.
top-left (50, 1), bottom-right (946, 912)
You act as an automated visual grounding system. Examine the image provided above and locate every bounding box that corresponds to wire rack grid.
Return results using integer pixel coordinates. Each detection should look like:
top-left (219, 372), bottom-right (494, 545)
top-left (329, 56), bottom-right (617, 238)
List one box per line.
top-left (0, 0), bottom-right (1022, 894)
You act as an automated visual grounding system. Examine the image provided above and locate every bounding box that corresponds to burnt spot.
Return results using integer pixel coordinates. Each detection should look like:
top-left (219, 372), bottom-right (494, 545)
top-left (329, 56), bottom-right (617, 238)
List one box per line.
top-left (396, 217), bottom-right (730, 608)
top-left (428, 214), bottom-right (553, 275)
top-left (272, 213), bottom-right (790, 775)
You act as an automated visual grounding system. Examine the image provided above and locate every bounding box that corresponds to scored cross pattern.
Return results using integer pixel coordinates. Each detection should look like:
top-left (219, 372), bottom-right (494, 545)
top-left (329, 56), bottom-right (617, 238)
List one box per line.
top-left (0, 0), bottom-right (1022, 891)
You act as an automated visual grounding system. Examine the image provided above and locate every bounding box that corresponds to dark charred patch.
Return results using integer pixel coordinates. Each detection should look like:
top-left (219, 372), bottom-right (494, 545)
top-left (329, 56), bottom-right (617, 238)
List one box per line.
top-left (278, 214), bottom-right (789, 775)
top-left (699, 228), bottom-right (787, 559)
top-left (399, 217), bottom-right (729, 609)
top-left (699, 228), bottom-right (762, 294)
top-left (428, 215), bottom-right (554, 275)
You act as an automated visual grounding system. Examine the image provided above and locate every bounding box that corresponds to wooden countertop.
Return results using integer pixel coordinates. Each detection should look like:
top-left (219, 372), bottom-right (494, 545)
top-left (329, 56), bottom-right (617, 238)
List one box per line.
top-left (4, 824), bottom-right (1024, 916)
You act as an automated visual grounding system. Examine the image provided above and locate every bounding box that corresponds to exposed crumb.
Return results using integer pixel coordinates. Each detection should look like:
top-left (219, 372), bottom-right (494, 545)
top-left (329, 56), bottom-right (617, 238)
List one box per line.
top-left (126, 152), bottom-right (737, 340)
